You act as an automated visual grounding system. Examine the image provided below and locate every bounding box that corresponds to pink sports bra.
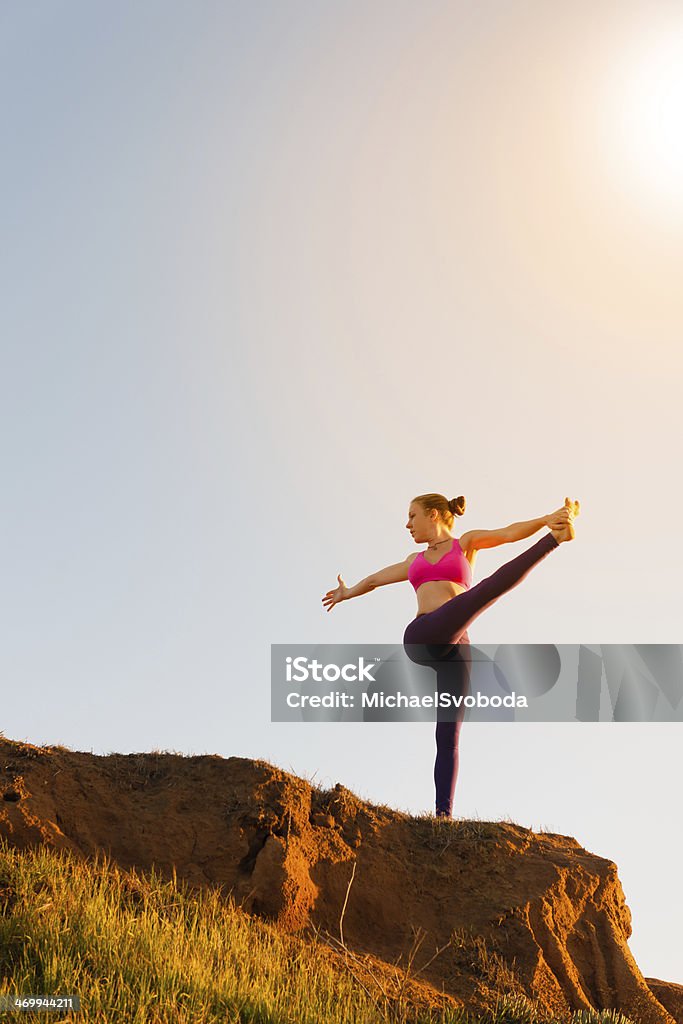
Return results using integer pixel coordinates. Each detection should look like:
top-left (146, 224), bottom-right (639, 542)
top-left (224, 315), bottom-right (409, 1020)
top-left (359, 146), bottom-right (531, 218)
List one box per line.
top-left (408, 538), bottom-right (472, 593)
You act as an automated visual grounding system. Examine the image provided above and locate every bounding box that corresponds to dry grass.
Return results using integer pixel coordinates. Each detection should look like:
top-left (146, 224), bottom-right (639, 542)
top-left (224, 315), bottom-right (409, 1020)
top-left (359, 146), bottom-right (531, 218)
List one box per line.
top-left (0, 837), bottom-right (639, 1024)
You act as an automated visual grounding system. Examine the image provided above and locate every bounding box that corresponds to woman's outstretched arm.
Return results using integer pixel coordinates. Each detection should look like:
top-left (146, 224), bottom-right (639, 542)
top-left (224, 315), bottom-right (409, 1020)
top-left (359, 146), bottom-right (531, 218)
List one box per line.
top-left (460, 516), bottom-right (548, 551)
top-left (460, 501), bottom-right (575, 552)
top-left (322, 554), bottom-right (413, 612)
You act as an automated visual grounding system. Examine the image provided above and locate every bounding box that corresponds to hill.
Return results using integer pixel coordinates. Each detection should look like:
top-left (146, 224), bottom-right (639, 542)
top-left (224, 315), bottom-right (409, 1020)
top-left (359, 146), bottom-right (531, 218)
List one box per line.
top-left (0, 736), bottom-right (678, 1023)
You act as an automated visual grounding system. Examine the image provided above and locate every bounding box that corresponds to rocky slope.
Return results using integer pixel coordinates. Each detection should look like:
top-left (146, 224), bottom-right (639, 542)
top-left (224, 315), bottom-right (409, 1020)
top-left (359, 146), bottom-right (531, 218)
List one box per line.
top-left (0, 736), bottom-right (678, 1023)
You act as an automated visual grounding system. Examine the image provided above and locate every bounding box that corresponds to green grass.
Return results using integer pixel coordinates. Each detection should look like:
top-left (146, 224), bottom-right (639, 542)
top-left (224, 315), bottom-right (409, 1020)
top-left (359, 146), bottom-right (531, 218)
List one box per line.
top-left (0, 835), bottom-right (471, 1024)
top-left (0, 837), bottom-right (639, 1024)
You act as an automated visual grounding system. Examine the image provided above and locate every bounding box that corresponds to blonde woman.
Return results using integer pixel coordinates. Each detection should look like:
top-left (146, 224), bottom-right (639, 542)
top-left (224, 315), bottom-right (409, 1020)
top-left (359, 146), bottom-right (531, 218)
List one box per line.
top-left (323, 495), bottom-right (579, 818)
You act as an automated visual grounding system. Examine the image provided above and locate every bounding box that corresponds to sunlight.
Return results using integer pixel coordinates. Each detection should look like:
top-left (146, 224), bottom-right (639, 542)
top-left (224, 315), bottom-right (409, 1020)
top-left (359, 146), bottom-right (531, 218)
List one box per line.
top-left (601, 22), bottom-right (683, 222)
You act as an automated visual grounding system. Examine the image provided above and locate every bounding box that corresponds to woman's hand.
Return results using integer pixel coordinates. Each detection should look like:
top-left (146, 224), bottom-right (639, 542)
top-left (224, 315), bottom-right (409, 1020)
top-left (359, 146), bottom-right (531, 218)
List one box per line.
top-left (322, 575), bottom-right (348, 612)
top-left (546, 508), bottom-right (572, 530)
top-left (546, 498), bottom-right (580, 530)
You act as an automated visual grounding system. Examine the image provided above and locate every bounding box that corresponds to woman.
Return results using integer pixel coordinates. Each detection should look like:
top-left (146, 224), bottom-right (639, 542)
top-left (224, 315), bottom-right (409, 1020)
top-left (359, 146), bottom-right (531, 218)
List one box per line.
top-left (322, 494), bottom-right (579, 819)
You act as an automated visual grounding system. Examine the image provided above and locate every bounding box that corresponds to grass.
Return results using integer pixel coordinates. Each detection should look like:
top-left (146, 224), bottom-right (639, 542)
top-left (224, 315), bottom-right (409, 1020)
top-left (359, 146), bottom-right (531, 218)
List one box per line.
top-left (0, 835), bottom-right (475, 1024)
top-left (0, 837), bottom-right (639, 1024)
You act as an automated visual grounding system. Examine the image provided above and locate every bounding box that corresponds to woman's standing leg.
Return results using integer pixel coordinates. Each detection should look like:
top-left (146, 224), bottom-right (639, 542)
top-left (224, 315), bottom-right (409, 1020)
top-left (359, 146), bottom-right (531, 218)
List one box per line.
top-left (433, 634), bottom-right (471, 816)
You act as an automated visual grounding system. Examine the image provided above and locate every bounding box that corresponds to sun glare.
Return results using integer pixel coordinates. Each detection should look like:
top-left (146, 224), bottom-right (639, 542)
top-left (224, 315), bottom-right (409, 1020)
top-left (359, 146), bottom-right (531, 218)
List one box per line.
top-left (602, 22), bottom-right (683, 223)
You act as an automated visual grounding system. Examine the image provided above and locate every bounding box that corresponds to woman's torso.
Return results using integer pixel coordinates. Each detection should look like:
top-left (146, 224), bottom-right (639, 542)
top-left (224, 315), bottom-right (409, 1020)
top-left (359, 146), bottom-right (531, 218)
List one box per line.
top-left (408, 537), bottom-right (475, 616)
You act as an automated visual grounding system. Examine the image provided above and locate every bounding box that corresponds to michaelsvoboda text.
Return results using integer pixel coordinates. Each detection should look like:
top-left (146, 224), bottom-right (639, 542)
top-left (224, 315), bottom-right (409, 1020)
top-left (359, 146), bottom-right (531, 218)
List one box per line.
top-left (285, 691), bottom-right (528, 709)
top-left (283, 657), bottom-right (528, 709)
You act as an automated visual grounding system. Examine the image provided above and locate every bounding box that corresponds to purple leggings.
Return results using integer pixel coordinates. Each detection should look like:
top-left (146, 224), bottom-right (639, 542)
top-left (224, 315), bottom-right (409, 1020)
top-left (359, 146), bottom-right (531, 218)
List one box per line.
top-left (402, 532), bottom-right (559, 816)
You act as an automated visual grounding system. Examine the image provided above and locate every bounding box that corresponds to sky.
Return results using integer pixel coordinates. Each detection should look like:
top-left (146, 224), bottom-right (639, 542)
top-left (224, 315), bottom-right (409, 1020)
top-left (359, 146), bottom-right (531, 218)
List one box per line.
top-left (1, 1), bottom-right (682, 983)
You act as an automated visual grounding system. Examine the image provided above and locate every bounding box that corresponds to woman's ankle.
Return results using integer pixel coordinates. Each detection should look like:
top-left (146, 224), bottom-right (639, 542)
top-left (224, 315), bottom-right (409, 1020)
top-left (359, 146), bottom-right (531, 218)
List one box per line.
top-left (550, 521), bottom-right (575, 544)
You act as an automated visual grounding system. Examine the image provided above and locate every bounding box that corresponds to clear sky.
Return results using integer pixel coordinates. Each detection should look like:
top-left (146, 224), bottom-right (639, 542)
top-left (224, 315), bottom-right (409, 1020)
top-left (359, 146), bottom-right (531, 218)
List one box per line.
top-left (2, 1), bottom-right (682, 983)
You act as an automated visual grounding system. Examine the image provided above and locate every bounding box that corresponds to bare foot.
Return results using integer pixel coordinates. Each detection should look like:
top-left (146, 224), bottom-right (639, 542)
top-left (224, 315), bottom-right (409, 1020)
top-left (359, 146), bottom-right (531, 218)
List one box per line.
top-left (551, 496), bottom-right (580, 543)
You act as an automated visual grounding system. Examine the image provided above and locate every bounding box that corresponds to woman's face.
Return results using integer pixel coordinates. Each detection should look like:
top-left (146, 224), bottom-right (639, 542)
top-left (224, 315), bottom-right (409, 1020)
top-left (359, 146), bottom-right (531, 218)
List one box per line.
top-left (406, 503), bottom-right (435, 542)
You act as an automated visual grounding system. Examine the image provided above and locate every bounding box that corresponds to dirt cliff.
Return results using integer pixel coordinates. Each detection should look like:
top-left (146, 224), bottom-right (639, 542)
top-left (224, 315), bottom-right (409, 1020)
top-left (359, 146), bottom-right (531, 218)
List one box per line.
top-left (0, 736), bottom-right (678, 1023)
top-left (646, 982), bottom-right (683, 1024)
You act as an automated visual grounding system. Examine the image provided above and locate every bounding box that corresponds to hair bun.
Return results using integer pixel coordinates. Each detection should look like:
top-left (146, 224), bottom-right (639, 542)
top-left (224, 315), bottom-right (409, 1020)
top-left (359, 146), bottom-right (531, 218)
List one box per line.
top-left (449, 495), bottom-right (466, 517)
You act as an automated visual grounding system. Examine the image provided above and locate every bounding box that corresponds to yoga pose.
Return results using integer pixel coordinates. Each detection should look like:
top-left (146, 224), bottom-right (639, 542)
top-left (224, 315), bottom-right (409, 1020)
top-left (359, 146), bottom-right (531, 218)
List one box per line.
top-left (322, 494), bottom-right (580, 819)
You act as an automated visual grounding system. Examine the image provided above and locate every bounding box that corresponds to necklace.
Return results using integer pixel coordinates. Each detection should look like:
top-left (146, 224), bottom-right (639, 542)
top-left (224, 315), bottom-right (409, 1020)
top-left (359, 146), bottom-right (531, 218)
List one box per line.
top-left (427, 537), bottom-right (453, 551)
